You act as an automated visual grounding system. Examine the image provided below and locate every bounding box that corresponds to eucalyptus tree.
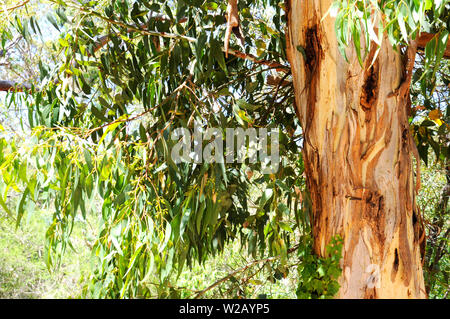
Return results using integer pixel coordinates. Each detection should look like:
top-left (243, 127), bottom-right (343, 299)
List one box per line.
top-left (286, 0), bottom-right (448, 298)
top-left (0, 0), bottom-right (448, 299)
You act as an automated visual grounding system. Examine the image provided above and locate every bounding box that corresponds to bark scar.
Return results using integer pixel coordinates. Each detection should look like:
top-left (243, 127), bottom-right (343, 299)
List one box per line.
top-left (360, 48), bottom-right (380, 111)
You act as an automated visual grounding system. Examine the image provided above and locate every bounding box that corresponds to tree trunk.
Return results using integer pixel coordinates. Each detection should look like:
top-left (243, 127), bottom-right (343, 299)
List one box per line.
top-left (285, 0), bottom-right (427, 298)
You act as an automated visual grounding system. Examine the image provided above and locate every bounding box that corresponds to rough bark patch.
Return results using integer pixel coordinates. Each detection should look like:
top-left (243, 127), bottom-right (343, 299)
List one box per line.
top-left (391, 248), bottom-right (399, 282)
top-left (304, 25), bottom-right (323, 74)
top-left (394, 248), bottom-right (399, 268)
top-left (360, 61), bottom-right (380, 111)
top-left (363, 191), bottom-right (386, 245)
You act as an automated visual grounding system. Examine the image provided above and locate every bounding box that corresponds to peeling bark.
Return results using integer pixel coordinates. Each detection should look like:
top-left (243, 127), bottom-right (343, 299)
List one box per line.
top-left (286, 0), bottom-right (426, 298)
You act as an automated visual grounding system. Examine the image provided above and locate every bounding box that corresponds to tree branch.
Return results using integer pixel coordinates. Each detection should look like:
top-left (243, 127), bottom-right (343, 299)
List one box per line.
top-left (0, 80), bottom-right (32, 92)
top-left (0, 0), bottom-right (30, 12)
top-left (227, 48), bottom-right (289, 73)
top-left (417, 32), bottom-right (450, 58)
top-left (1, 32), bottom-right (288, 93)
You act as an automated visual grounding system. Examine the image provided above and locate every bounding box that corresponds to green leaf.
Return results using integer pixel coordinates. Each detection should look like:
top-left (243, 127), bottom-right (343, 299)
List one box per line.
top-left (84, 149), bottom-right (93, 171)
top-left (110, 236), bottom-right (123, 256)
top-left (0, 193), bottom-right (13, 220)
top-left (47, 14), bottom-right (60, 31)
top-left (236, 99), bottom-right (261, 111)
top-left (58, 38), bottom-right (69, 47)
top-left (278, 222), bottom-right (293, 233)
top-left (91, 106), bottom-right (109, 122)
top-left (16, 188), bottom-right (30, 229)
top-left (139, 123), bottom-right (148, 143)
top-left (211, 39), bottom-right (227, 75)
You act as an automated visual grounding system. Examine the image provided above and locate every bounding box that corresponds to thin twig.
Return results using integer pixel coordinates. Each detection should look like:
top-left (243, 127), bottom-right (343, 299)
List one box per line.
top-left (0, 0), bottom-right (30, 12)
top-left (194, 244), bottom-right (299, 299)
